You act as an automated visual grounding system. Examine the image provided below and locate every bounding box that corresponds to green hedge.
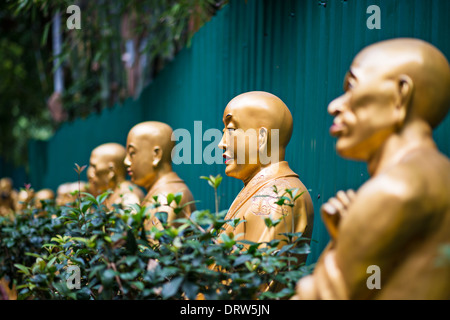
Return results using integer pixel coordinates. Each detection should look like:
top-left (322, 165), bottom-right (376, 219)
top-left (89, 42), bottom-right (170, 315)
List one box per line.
top-left (0, 175), bottom-right (313, 300)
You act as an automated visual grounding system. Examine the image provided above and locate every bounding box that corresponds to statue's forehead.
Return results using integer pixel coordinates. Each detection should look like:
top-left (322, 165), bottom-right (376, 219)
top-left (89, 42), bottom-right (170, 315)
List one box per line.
top-left (351, 44), bottom-right (424, 77)
top-left (223, 99), bottom-right (268, 120)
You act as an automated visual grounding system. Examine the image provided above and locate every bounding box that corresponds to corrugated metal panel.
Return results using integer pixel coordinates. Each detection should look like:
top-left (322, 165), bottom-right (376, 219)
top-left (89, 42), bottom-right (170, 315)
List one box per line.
top-left (29, 0), bottom-right (450, 264)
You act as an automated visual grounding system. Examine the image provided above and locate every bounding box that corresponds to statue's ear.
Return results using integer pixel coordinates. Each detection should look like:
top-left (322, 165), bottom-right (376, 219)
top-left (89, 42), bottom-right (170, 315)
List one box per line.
top-left (152, 146), bottom-right (162, 166)
top-left (258, 127), bottom-right (268, 151)
top-left (396, 74), bottom-right (414, 128)
top-left (108, 162), bottom-right (116, 180)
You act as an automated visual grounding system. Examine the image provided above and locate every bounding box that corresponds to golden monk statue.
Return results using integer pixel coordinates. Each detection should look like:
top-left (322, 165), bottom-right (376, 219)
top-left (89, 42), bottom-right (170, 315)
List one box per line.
top-left (124, 121), bottom-right (196, 229)
top-left (293, 38), bottom-right (450, 300)
top-left (15, 188), bottom-right (35, 213)
top-left (218, 91), bottom-right (314, 257)
top-left (87, 143), bottom-right (144, 209)
top-left (56, 181), bottom-right (88, 206)
top-left (0, 177), bottom-right (17, 217)
top-left (34, 188), bottom-right (55, 217)
top-left (34, 189), bottom-right (55, 209)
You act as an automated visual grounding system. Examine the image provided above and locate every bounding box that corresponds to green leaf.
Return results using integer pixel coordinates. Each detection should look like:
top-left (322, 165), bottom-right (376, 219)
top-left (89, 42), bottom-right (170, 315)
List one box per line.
top-left (97, 191), bottom-right (113, 205)
top-left (264, 217), bottom-right (281, 228)
top-left (88, 265), bottom-right (106, 280)
top-left (166, 193), bottom-right (175, 205)
top-left (213, 175), bottom-right (222, 189)
top-left (162, 276), bottom-right (183, 299)
top-left (25, 252), bottom-right (44, 259)
top-left (278, 243), bottom-right (294, 256)
top-left (119, 269), bottom-right (139, 281)
top-left (47, 256), bottom-right (57, 269)
top-left (294, 191), bottom-right (305, 201)
top-left (124, 256), bottom-right (138, 266)
top-left (14, 264), bottom-right (30, 276)
top-left (233, 254), bottom-right (252, 267)
top-left (182, 281), bottom-right (199, 300)
top-left (101, 269), bottom-right (116, 288)
top-left (155, 211), bottom-right (168, 225)
top-left (220, 233), bottom-right (236, 248)
top-left (81, 192), bottom-right (97, 204)
top-left (131, 281), bottom-right (145, 291)
top-left (174, 192), bottom-right (183, 206)
top-left (126, 229), bottom-right (138, 254)
top-left (288, 243), bottom-right (311, 255)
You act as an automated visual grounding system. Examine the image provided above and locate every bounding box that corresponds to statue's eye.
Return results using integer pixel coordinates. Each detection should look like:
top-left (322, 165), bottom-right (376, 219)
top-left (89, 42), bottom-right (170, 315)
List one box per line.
top-left (344, 80), bottom-right (353, 92)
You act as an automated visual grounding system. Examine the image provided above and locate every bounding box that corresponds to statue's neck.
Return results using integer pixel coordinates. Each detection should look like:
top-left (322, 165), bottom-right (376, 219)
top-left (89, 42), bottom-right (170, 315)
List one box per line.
top-left (145, 163), bottom-right (173, 192)
top-left (242, 149), bottom-right (286, 186)
top-left (367, 120), bottom-right (436, 176)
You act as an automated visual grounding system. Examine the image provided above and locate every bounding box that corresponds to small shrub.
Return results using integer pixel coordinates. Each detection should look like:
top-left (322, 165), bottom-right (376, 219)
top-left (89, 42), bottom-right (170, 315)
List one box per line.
top-left (0, 175), bottom-right (314, 300)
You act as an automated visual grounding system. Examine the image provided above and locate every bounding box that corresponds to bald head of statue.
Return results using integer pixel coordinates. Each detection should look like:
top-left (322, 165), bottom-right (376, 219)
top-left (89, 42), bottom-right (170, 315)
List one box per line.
top-left (124, 121), bottom-right (175, 191)
top-left (0, 177), bottom-right (13, 193)
top-left (34, 189), bottom-right (55, 208)
top-left (218, 91), bottom-right (294, 184)
top-left (328, 38), bottom-right (450, 161)
top-left (87, 143), bottom-right (128, 196)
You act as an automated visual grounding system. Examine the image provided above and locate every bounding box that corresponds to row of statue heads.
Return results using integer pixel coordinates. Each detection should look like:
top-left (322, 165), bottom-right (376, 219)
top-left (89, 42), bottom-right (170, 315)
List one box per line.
top-left (0, 177), bottom-right (55, 217)
top-left (1, 38), bottom-right (450, 299)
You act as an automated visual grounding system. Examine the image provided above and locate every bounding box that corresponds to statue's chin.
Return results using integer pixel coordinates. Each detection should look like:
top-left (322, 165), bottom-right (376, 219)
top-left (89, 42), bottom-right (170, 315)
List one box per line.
top-left (336, 147), bottom-right (369, 162)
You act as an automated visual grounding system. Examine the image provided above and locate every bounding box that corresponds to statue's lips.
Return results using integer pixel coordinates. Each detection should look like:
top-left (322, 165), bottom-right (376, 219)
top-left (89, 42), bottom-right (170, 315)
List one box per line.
top-left (127, 169), bottom-right (133, 176)
top-left (223, 154), bottom-right (233, 164)
top-left (329, 123), bottom-right (346, 137)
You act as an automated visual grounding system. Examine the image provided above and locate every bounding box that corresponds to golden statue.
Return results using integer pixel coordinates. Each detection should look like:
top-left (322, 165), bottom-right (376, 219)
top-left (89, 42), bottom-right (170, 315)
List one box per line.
top-left (87, 143), bottom-right (144, 209)
top-left (0, 178), bottom-right (18, 299)
top-left (15, 188), bottom-right (35, 213)
top-left (56, 181), bottom-right (88, 206)
top-left (293, 38), bottom-right (450, 300)
top-left (34, 189), bottom-right (55, 208)
top-left (34, 188), bottom-right (55, 217)
top-left (124, 121), bottom-right (196, 229)
top-left (218, 91), bottom-right (314, 257)
top-left (0, 177), bottom-right (17, 218)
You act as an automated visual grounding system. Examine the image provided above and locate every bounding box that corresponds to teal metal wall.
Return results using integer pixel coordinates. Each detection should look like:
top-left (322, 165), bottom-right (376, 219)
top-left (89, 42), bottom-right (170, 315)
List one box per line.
top-left (0, 157), bottom-right (27, 190)
top-left (28, 0), bottom-right (450, 264)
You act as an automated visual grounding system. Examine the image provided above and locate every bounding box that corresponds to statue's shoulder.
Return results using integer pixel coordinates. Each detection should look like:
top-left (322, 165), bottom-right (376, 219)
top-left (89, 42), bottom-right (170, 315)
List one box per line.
top-left (249, 180), bottom-right (294, 217)
top-left (117, 181), bottom-right (144, 197)
top-left (360, 149), bottom-right (450, 211)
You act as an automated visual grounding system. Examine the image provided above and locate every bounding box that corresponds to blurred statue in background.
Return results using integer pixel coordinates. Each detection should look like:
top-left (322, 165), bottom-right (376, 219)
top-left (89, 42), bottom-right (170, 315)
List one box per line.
top-left (15, 188), bottom-right (35, 213)
top-left (56, 181), bottom-right (88, 206)
top-left (87, 142), bottom-right (144, 210)
top-left (34, 189), bottom-right (55, 209)
top-left (124, 121), bottom-right (196, 230)
top-left (294, 38), bottom-right (450, 300)
top-left (218, 91), bottom-right (314, 259)
top-left (34, 188), bottom-right (55, 218)
top-left (0, 177), bottom-right (17, 218)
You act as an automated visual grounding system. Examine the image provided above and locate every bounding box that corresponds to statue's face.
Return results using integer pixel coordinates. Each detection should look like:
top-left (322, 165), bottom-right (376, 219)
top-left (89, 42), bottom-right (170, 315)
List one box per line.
top-left (87, 149), bottom-right (113, 195)
top-left (327, 55), bottom-right (400, 161)
top-left (35, 190), bottom-right (54, 209)
top-left (218, 103), bottom-right (262, 184)
top-left (0, 178), bottom-right (12, 193)
top-left (124, 130), bottom-right (156, 190)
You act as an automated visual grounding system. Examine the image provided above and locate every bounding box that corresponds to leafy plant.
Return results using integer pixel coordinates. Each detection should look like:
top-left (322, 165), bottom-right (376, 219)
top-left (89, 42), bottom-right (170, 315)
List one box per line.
top-left (1, 174), bottom-right (314, 300)
top-left (200, 174), bottom-right (222, 215)
top-left (2, 1), bottom-right (229, 167)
